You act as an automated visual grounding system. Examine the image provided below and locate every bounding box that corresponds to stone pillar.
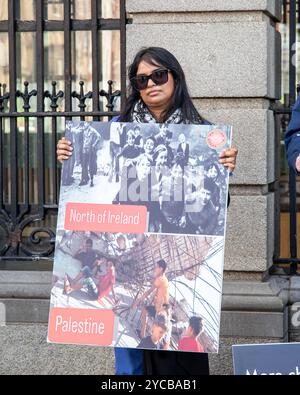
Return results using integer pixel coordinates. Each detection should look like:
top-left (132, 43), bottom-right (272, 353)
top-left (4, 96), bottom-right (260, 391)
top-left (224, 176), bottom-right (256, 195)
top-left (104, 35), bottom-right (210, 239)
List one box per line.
top-left (126, 0), bottom-right (287, 374)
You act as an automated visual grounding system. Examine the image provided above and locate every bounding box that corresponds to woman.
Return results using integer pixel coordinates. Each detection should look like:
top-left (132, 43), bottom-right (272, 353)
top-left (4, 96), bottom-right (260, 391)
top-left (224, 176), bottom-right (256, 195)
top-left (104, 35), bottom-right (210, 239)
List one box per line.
top-left (57, 46), bottom-right (238, 375)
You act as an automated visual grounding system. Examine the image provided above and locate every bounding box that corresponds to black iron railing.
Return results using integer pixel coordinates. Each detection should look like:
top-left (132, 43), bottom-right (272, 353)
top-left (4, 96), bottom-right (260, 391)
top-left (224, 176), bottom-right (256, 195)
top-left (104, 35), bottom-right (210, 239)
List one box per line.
top-left (0, 0), bottom-right (126, 263)
top-left (0, 79), bottom-right (121, 261)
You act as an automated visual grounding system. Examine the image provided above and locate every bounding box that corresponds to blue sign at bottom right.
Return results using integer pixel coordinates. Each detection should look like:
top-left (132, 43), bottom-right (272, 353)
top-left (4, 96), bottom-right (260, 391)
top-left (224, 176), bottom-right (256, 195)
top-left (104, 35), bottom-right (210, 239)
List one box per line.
top-left (232, 343), bottom-right (300, 375)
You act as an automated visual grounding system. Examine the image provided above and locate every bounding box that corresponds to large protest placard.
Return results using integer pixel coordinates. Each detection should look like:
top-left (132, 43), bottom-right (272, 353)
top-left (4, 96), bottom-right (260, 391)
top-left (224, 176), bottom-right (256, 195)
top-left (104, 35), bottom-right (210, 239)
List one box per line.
top-left (48, 121), bottom-right (232, 353)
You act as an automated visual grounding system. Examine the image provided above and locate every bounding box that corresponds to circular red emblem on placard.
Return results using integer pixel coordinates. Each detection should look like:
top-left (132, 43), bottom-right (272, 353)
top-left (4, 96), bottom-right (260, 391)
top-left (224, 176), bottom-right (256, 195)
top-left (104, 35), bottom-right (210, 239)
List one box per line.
top-left (207, 129), bottom-right (227, 149)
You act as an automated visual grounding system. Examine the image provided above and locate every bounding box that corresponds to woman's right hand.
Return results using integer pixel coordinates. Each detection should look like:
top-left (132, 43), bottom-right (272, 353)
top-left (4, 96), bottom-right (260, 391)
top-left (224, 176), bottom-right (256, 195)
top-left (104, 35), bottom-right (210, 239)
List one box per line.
top-left (57, 137), bottom-right (73, 163)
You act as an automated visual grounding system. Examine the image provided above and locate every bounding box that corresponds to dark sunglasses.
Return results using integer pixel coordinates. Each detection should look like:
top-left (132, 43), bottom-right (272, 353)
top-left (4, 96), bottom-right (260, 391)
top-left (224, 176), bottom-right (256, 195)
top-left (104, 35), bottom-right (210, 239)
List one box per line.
top-left (131, 68), bottom-right (170, 91)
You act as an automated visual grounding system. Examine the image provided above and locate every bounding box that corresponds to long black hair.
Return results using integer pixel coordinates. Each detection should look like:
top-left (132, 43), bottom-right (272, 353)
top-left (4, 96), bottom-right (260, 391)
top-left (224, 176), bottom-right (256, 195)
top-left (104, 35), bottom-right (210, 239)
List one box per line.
top-left (119, 47), bottom-right (205, 124)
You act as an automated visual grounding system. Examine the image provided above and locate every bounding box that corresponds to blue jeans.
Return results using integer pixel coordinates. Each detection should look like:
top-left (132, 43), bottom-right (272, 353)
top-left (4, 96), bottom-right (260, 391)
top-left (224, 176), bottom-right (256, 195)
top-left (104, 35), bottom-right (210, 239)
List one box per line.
top-left (114, 348), bottom-right (144, 375)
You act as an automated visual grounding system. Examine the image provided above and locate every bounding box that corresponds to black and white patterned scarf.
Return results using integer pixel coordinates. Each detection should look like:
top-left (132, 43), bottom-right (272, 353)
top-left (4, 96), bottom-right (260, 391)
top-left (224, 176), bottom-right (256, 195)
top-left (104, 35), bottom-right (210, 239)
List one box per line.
top-left (131, 99), bottom-right (185, 124)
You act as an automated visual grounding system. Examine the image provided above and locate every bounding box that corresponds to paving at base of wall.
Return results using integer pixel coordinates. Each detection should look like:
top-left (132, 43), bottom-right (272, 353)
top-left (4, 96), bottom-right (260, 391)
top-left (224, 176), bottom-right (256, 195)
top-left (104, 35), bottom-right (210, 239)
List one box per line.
top-left (0, 324), bottom-right (286, 375)
top-left (0, 324), bottom-right (115, 375)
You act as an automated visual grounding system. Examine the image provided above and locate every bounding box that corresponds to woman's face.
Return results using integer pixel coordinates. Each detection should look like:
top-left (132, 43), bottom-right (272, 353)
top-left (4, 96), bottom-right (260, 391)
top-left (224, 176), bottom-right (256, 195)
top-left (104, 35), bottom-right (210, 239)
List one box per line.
top-left (156, 150), bottom-right (168, 167)
top-left (144, 138), bottom-right (155, 154)
top-left (199, 188), bottom-right (212, 206)
top-left (136, 60), bottom-right (175, 109)
top-left (127, 133), bottom-right (135, 146)
top-left (207, 165), bottom-right (218, 180)
top-left (171, 164), bottom-right (183, 180)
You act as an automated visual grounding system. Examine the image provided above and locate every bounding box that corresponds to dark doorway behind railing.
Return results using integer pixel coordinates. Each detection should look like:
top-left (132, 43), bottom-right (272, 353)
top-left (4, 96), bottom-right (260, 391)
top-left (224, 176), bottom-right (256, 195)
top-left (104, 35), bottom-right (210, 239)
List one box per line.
top-left (0, 0), bottom-right (126, 267)
top-left (273, 0), bottom-right (300, 275)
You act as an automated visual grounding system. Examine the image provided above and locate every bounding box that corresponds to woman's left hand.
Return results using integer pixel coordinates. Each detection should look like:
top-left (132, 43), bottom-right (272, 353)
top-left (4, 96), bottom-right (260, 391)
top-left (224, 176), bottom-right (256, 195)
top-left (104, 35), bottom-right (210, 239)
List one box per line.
top-left (219, 147), bottom-right (238, 172)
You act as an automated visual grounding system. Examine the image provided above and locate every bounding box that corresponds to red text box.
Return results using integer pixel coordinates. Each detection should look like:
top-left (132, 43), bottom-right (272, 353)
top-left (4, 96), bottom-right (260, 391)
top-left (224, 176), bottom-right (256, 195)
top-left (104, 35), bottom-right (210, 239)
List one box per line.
top-left (64, 203), bottom-right (147, 233)
top-left (48, 307), bottom-right (115, 346)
